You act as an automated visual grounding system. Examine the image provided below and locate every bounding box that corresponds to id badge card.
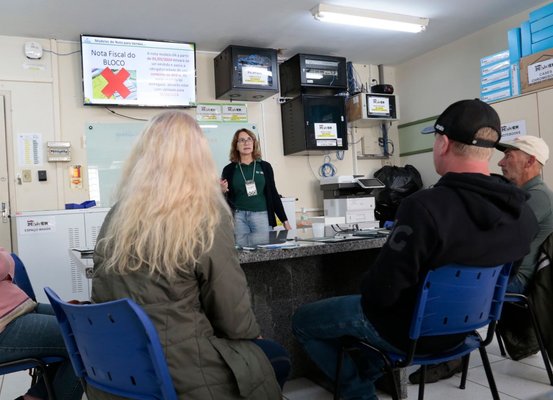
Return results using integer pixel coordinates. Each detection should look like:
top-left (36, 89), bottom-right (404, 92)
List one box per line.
top-left (245, 180), bottom-right (257, 197)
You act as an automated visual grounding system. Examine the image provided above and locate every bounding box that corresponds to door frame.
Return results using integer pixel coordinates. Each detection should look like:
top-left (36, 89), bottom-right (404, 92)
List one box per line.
top-left (0, 91), bottom-right (17, 251)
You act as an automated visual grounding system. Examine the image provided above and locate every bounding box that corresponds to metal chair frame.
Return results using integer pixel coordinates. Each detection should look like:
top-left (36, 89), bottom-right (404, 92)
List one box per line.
top-left (496, 292), bottom-right (553, 385)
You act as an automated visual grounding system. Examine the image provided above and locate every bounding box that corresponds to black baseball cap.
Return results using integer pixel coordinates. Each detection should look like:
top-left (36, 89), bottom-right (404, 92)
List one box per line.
top-left (421, 99), bottom-right (501, 148)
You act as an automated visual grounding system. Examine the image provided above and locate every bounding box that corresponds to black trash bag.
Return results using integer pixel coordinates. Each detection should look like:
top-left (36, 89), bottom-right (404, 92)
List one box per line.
top-left (373, 165), bottom-right (423, 225)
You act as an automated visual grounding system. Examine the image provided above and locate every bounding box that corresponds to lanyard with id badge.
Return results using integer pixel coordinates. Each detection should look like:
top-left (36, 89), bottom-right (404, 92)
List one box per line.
top-left (239, 161), bottom-right (257, 197)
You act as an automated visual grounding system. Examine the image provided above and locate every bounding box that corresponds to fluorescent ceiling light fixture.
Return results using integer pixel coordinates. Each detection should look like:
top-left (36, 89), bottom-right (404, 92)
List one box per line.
top-left (312, 4), bottom-right (429, 33)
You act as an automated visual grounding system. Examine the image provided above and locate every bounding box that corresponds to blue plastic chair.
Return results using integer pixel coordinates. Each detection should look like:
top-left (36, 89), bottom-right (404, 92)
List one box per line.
top-left (0, 253), bottom-right (64, 399)
top-left (44, 287), bottom-right (178, 400)
top-left (11, 252), bottom-right (37, 300)
top-left (334, 263), bottom-right (511, 400)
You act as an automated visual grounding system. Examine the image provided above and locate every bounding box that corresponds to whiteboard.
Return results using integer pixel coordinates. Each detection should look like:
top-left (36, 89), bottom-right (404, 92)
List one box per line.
top-left (398, 116), bottom-right (437, 157)
top-left (86, 122), bottom-right (259, 207)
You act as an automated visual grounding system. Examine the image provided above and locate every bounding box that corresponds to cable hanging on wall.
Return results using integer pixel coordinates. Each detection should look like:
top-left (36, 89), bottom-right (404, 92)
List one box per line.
top-left (319, 154), bottom-right (337, 177)
top-left (378, 122), bottom-right (396, 156)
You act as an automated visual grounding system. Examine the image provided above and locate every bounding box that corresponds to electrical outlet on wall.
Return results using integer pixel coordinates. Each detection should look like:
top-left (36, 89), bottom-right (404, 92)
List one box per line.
top-left (22, 169), bottom-right (32, 182)
top-left (381, 158), bottom-right (393, 167)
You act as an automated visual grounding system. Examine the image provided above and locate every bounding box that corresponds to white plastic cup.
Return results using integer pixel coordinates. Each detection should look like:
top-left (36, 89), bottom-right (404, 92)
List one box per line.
top-left (312, 223), bottom-right (325, 238)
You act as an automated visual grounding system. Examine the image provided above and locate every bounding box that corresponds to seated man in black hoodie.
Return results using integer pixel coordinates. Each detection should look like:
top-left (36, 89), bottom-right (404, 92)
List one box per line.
top-left (292, 99), bottom-right (538, 400)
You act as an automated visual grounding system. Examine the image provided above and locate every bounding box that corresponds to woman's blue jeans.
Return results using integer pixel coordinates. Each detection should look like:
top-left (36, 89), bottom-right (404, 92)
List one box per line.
top-left (234, 210), bottom-right (271, 236)
top-left (0, 303), bottom-right (83, 400)
top-left (292, 295), bottom-right (402, 400)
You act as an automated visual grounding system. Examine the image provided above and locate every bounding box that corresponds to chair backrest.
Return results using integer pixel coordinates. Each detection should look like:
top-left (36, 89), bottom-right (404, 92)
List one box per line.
top-left (11, 253), bottom-right (36, 301)
top-left (409, 263), bottom-right (511, 340)
top-left (44, 287), bottom-right (177, 400)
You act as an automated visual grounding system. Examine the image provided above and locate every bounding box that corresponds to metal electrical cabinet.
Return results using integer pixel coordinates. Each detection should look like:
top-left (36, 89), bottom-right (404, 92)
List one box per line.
top-left (279, 53), bottom-right (347, 97)
top-left (281, 94), bottom-right (348, 155)
top-left (214, 45), bottom-right (279, 101)
top-left (13, 208), bottom-right (109, 302)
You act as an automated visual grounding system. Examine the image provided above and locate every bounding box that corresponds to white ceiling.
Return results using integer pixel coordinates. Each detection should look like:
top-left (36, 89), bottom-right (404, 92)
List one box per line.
top-left (0, 0), bottom-right (546, 65)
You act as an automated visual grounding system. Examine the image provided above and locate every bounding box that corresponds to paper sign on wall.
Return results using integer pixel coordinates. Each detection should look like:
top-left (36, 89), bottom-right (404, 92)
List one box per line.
top-left (314, 123), bottom-right (337, 139)
top-left (196, 104), bottom-right (222, 122)
top-left (242, 66), bottom-right (270, 86)
top-left (196, 103), bottom-right (248, 122)
top-left (501, 120), bottom-right (527, 141)
top-left (18, 133), bottom-right (43, 166)
top-left (222, 104), bottom-right (248, 122)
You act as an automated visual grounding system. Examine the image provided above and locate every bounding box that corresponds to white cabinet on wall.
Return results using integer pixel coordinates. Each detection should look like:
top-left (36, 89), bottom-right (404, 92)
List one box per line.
top-left (492, 88), bottom-right (553, 188)
top-left (13, 208), bottom-right (109, 302)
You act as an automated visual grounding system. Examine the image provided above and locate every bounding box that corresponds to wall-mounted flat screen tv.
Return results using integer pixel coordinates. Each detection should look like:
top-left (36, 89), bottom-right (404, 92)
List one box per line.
top-left (81, 34), bottom-right (196, 107)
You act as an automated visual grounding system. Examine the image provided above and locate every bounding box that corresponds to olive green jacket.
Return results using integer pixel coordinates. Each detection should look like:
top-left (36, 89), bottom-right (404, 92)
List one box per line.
top-left (90, 206), bottom-right (281, 400)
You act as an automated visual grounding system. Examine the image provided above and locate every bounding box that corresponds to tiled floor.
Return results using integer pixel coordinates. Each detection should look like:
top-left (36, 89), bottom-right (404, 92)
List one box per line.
top-left (281, 336), bottom-right (553, 400)
top-left (1, 336), bottom-right (552, 400)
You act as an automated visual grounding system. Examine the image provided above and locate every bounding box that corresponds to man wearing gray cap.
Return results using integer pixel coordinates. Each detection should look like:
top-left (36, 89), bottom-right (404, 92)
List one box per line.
top-left (412, 135), bottom-right (553, 385)
top-left (497, 135), bottom-right (553, 293)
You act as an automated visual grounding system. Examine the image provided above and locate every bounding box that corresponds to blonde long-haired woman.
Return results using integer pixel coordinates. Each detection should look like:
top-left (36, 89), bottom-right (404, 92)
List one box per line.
top-left (221, 128), bottom-right (291, 237)
top-left (92, 111), bottom-right (289, 400)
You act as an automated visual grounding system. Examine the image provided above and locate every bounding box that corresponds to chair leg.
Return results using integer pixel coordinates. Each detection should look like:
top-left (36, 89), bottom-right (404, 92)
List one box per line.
top-left (526, 298), bottom-right (553, 386)
top-left (39, 364), bottom-right (57, 400)
top-left (479, 347), bottom-right (500, 400)
top-left (417, 365), bottom-right (426, 400)
top-left (334, 347), bottom-right (344, 400)
top-left (460, 353), bottom-right (471, 389)
top-left (387, 368), bottom-right (401, 400)
top-left (496, 330), bottom-right (507, 357)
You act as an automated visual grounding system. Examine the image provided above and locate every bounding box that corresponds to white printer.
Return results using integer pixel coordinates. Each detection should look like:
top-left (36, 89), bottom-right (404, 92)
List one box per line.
top-left (320, 175), bottom-right (384, 229)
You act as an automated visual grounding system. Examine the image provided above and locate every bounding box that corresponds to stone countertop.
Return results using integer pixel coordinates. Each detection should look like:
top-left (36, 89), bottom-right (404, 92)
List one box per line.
top-left (238, 236), bottom-right (387, 264)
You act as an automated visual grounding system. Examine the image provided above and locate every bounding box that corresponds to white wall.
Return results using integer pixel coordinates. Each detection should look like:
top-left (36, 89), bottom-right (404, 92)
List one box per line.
top-left (0, 35), bottom-right (395, 217)
top-left (4, 1), bottom-right (547, 213)
top-left (396, 1), bottom-right (551, 188)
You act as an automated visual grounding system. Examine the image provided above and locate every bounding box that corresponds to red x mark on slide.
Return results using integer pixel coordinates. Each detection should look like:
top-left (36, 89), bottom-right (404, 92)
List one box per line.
top-left (101, 67), bottom-right (131, 98)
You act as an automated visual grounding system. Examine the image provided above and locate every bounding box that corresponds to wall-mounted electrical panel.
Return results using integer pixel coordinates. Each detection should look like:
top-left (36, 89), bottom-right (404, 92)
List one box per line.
top-left (346, 93), bottom-right (399, 127)
top-left (214, 45), bottom-right (279, 101)
top-left (279, 53), bottom-right (347, 98)
top-left (281, 94), bottom-right (348, 155)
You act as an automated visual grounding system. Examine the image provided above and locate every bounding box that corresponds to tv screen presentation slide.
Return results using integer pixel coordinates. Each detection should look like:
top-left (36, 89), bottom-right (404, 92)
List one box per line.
top-left (81, 35), bottom-right (196, 107)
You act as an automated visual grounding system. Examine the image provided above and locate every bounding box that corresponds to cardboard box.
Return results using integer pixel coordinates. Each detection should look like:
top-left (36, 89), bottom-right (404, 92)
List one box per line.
top-left (520, 49), bottom-right (553, 93)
